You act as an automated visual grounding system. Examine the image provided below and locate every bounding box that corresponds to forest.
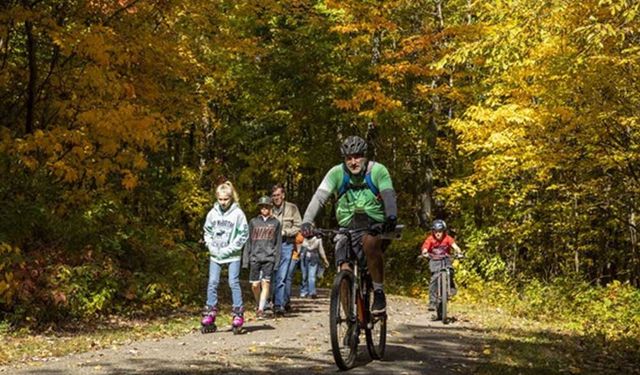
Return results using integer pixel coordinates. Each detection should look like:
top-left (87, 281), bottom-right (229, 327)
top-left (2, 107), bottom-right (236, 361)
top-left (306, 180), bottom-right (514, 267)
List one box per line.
top-left (1, 0), bottom-right (639, 348)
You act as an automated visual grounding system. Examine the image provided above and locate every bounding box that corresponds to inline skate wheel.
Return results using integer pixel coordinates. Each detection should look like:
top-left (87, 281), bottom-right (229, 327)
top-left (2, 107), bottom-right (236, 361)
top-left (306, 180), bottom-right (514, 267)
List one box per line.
top-left (200, 324), bottom-right (217, 334)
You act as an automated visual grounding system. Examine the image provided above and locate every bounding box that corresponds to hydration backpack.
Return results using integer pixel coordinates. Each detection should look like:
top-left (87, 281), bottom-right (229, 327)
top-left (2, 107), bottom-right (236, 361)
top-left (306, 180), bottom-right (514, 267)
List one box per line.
top-left (337, 161), bottom-right (380, 200)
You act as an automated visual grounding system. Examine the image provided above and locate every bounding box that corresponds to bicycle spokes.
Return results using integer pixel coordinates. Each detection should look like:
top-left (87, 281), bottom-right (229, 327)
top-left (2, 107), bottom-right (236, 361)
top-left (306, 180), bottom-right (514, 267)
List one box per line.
top-left (365, 287), bottom-right (387, 360)
top-left (330, 271), bottom-right (358, 370)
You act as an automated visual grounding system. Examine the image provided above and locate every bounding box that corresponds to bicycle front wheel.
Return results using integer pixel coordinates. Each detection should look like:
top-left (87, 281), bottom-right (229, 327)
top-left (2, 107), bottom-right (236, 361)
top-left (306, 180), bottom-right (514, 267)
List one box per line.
top-left (365, 285), bottom-right (386, 360)
top-left (439, 271), bottom-right (448, 323)
top-left (330, 270), bottom-right (357, 370)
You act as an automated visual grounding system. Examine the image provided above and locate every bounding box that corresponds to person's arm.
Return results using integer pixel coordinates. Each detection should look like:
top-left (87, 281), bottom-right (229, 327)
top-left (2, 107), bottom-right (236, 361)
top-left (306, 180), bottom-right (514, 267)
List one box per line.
top-left (302, 166), bottom-right (341, 225)
top-left (421, 237), bottom-right (432, 256)
top-left (274, 220), bottom-right (282, 268)
top-left (219, 212), bottom-right (249, 258)
top-left (302, 189), bottom-right (331, 225)
top-left (242, 221), bottom-right (253, 268)
top-left (380, 189), bottom-right (397, 219)
top-left (318, 238), bottom-right (329, 267)
top-left (283, 203), bottom-right (302, 238)
top-left (203, 210), bottom-right (215, 253)
top-left (451, 241), bottom-right (462, 257)
top-left (373, 163), bottom-right (398, 229)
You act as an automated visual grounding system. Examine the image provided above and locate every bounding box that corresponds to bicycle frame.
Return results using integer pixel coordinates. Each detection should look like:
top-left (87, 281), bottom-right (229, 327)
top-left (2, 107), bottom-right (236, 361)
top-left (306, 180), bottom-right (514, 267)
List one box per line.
top-left (319, 225), bottom-right (391, 369)
top-left (333, 229), bottom-right (368, 330)
top-left (433, 259), bottom-right (453, 300)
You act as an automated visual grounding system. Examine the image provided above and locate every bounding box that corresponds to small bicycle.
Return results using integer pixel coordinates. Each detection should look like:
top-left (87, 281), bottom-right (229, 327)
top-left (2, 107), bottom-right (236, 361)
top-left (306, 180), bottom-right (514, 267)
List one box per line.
top-left (314, 224), bottom-right (403, 370)
top-left (420, 253), bottom-right (463, 324)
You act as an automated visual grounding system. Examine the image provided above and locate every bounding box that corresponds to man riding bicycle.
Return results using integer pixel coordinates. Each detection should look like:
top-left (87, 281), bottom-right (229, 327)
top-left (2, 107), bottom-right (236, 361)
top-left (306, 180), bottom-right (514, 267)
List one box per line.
top-left (300, 135), bottom-right (398, 315)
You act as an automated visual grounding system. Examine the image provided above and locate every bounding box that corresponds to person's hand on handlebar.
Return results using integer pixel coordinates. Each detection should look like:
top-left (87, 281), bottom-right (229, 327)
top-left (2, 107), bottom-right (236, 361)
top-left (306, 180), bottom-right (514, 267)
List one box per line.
top-left (420, 249), bottom-right (431, 259)
top-left (451, 243), bottom-right (464, 259)
top-left (383, 215), bottom-right (397, 233)
top-left (300, 222), bottom-right (315, 238)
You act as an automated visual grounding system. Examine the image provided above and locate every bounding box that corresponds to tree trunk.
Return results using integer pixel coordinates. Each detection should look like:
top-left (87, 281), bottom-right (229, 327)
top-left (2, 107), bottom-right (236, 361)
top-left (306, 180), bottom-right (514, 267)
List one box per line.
top-left (418, 168), bottom-right (434, 227)
top-left (574, 193), bottom-right (580, 274)
top-left (630, 208), bottom-right (638, 286)
top-left (435, 0), bottom-right (444, 30)
top-left (25, 19), bottom-right (36, 135)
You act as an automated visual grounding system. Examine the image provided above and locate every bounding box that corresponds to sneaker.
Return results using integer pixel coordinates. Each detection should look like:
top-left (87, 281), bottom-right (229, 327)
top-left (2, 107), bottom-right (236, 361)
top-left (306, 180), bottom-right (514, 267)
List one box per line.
top-left (274, 306), bottom-right (286, 316)
top-left (256, 309), bottom-right (264, 320)
top-left (428, 302), bottom-right (436, 311)
top-left (371, 290), bottom-right (386, 315)
top-left (300, 293), bottom-right (308, 298)
top-left (284, 303), bottom-right (292, 312)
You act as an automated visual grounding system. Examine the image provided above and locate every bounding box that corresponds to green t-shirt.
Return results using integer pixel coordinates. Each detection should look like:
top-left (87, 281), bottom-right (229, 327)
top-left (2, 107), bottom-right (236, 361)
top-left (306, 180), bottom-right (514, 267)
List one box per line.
top-left (318, 162), bottom-right (394, 227)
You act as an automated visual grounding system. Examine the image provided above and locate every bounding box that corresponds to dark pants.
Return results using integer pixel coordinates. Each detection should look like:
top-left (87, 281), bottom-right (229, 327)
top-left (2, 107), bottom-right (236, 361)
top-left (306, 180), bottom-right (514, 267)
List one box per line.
top-left (429, 258), bottom-right (455, 304)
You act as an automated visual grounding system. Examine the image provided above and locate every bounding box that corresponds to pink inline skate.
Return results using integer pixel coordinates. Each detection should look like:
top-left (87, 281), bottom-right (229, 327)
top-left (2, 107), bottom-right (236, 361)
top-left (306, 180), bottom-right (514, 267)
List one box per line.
top-left (231, 306), bottom-right (244, 334)
top-left (200, 306), bottom-right (217, 334)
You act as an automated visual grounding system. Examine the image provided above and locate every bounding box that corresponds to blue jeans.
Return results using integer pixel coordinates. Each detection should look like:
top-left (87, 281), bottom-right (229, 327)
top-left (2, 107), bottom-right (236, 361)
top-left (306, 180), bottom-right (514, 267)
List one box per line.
top-left (299, 253), bottom-right (309, 297)
top-left (274, 242), bottom-right (294, 307)
top-left (305, 253), bottom-right (320, 296)
top-left (206, 260), bottom-right (243, 309)
top-left (286, 256), bottom-right (303, 302)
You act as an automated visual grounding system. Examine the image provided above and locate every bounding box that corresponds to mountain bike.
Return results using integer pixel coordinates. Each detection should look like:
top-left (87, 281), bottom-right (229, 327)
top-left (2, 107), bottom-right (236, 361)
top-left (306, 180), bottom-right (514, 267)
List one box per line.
top-left (420, 253), bottom-right (463, 324)
top-left (313, 224), bottom-right (403, 370)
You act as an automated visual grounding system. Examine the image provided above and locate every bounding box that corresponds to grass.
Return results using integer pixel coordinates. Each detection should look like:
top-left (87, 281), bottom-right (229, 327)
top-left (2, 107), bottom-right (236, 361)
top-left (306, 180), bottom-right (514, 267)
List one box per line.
top-left (452, 295), bottom-right (640, 375)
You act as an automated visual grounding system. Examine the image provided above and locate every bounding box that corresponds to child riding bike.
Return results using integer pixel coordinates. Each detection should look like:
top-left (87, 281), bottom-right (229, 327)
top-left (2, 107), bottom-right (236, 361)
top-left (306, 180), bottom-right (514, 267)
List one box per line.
top-left (421, 219), bottom-right (463, 312)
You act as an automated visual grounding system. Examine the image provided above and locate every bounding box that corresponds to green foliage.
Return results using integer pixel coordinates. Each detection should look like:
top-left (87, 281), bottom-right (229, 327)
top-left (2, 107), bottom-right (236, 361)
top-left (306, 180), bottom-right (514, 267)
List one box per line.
top-left (1, 0), bottom-right (639, 333)
top-left (0, 243), bottom-right (24, 308)
top-left (384, 227), bottom-right (430, 296)
top-left (459, 276), bottom-right (640, 346)
top-left (169, 167), bottom-right (212, 240)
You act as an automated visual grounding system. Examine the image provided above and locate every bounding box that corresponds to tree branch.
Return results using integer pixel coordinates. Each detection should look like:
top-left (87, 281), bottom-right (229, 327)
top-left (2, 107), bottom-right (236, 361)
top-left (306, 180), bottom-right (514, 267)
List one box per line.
top-left (103, 0), bottom-right (142, 26)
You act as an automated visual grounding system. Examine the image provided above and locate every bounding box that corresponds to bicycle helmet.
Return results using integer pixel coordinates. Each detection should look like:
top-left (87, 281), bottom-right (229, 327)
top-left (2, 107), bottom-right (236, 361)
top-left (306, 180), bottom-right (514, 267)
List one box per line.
top-left (431, 219), bottom-right (447, 232)
top-left (340, 136), bottom-right (368, 157)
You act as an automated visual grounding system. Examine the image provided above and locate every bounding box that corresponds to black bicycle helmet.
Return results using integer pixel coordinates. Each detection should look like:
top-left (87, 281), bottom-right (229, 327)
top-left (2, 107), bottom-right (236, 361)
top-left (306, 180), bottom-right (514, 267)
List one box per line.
top-left (340, 136), bottom-right (368, 157)
top-left (431, 219), bottom-right (447, 232)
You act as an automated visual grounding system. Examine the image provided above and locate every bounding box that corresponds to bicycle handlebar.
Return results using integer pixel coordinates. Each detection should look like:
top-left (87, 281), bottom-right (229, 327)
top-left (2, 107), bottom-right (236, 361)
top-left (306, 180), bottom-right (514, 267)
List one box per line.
top-left (310, 224), bottom-right (404, 240)
top-left (417, 253), bottom-right (465, 261)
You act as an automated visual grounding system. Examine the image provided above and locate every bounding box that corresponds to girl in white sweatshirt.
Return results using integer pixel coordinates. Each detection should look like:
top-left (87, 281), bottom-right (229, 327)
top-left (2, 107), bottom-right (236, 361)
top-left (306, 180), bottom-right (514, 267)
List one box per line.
top-left (201, 181), bottom-right (249, 332)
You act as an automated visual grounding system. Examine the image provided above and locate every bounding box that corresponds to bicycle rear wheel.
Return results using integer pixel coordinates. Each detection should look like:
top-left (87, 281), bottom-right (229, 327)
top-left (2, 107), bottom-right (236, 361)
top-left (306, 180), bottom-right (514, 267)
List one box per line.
top-left (364, 283), bottom-right (386, 360)
top-left (330, 270), bottom-right (357, 370)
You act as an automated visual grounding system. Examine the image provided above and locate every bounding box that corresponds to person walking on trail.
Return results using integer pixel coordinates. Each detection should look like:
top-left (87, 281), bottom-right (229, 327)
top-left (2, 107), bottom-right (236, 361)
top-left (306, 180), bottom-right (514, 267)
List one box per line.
top-left (421, 219), bottom-right (463, 312)
top-left (201, 181), bottom-right (249, 332)
top-left (300, 235), bottom-right (330, 299)
top-left (271, 183), bottom-right (302, 316)
top-left (300, 135), bottom-right (398, 315)
top-left (243, 196), bottom-right (282, 320)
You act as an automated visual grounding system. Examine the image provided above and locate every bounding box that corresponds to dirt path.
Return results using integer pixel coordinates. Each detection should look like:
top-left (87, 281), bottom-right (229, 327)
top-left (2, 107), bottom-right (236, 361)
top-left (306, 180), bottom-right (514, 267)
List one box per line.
top-left (1, 291), bottom-right (484, 374)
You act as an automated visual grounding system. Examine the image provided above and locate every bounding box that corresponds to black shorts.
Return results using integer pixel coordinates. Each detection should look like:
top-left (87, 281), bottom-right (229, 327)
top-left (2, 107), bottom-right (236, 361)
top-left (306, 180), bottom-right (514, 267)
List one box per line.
top-left (334, 229), bottom-right (364, 267)
top-left (249, 261), bottom-right (274, 283)
top-left (334, 229), bottom-right (390, 267)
